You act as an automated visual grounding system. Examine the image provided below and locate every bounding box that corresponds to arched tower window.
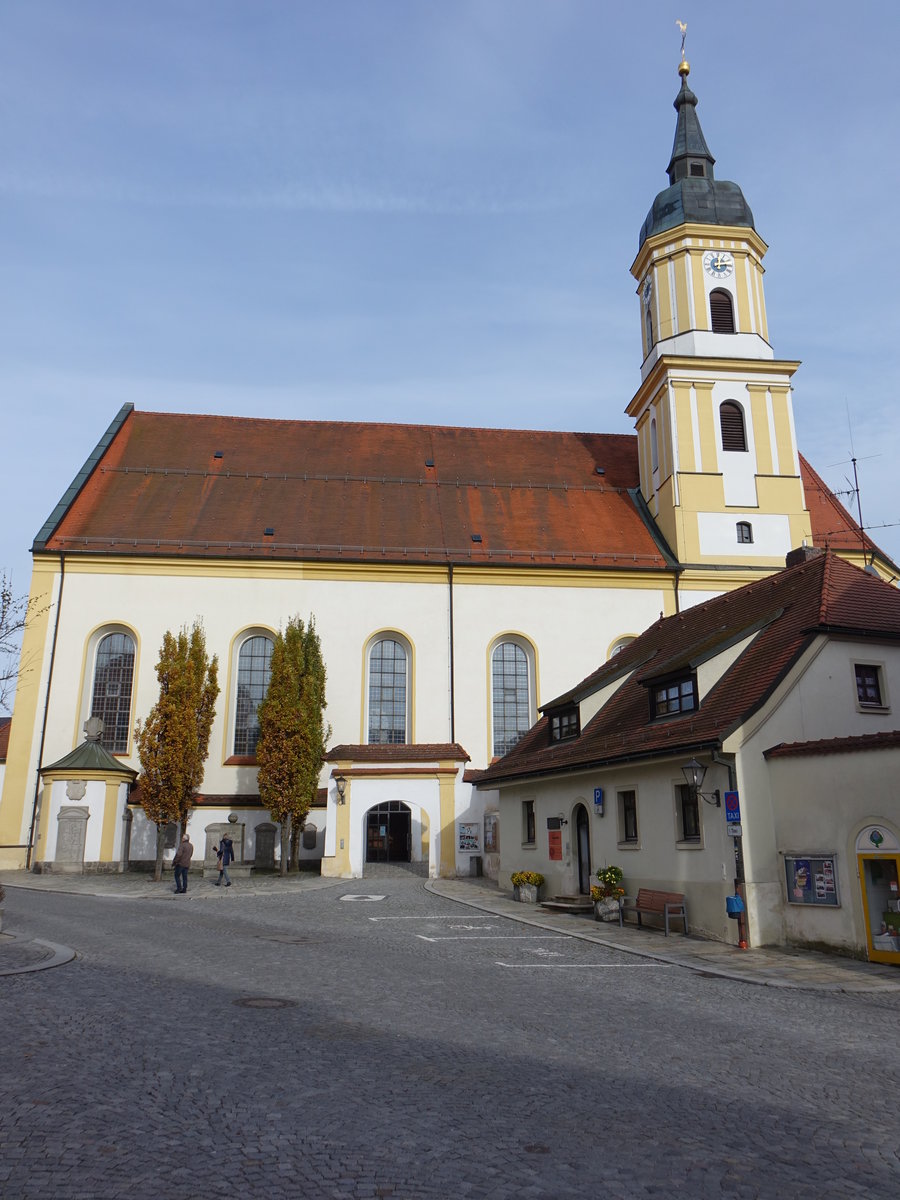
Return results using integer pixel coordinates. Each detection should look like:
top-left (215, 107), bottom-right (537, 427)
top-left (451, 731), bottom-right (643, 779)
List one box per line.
top-left (719, 401), bottom-right (747, 452)
top-left (650, 416), bottom-right (659, 473)
top-left (709, 289), bottom-right (735, 334)
top-left (491, 639), bottom-right (534, 757)
top-left (367, 636), bottom-right (409, 744)
top-left (645, 307), bottom-right (654, 352)
top-left (233, 634), bottom-right (274, 756)
top-left (90, 632), bottom-right (135, 753)
top-left (736, 521), bottom-right (753, 544)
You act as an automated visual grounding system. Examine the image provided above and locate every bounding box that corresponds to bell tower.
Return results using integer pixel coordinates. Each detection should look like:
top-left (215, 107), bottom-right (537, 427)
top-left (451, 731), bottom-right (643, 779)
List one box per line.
top-left (627, 51), bottom-right (811, 574)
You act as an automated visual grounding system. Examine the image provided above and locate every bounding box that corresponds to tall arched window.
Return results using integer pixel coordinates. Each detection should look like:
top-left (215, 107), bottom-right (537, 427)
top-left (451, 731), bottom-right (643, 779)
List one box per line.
top-left (90, 632), bottom-right (135, 753)
top-left (368, 637), bottom-right (408, 744)
top-left (650, 416), bottom-right (659, 473)
top-left (233, 635), bottom-right (274, 756)
top-left (709, 289), bottom-right (735, 334)
top-left (719, 401), bottom-right (748, 452)
top-left (491, 640), bottom-right (533, 757)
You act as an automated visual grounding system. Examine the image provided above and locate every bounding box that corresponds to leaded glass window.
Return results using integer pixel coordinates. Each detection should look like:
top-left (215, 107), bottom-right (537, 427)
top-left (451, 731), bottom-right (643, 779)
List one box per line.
top-left (492, 641), bottom-right (530, 757)
top-left (368, 639), bottom-right (408, 744)
top-left (90, 632), bottom-right (135, 753)
top-left (234, 635), bottom-right (274, 756)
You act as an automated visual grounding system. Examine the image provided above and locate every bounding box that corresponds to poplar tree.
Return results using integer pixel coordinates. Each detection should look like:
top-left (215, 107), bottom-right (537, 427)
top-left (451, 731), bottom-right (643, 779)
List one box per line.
top-left (134, 621), bottom-right (220, 881)
top-left (256, 616), bottom-right (330, 875)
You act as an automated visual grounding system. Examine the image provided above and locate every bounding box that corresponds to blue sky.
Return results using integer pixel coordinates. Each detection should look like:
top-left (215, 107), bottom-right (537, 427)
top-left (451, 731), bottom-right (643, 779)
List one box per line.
top-left (2, 0), bottom-right (900, 614)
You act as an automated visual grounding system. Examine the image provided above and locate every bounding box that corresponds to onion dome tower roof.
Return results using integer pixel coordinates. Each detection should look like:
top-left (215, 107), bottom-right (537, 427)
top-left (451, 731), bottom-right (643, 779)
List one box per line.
top-left (639, 60), bottom-right (755, 248)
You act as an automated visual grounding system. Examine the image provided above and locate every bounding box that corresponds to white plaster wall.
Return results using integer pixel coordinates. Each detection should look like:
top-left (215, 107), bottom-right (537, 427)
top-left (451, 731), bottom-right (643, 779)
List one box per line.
top-left (498, 759), bottom-right (737, 941)
top-left (729, 636), bottom-right (900, 950)
top-left (697, 512), bottom-right (791, 558)
top-left (41, 778), bottom-right (106, 862)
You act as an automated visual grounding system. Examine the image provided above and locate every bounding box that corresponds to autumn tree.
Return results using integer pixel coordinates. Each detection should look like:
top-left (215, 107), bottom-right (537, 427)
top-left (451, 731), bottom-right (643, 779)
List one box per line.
top-left (256, 616), bottom-right (330, 875)
top-left (134, 621), bottom-right (219, 880)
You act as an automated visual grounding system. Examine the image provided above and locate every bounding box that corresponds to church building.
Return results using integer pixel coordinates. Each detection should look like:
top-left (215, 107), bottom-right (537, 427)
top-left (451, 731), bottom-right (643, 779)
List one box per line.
top-left (0, 56), bottom-right (892, 880)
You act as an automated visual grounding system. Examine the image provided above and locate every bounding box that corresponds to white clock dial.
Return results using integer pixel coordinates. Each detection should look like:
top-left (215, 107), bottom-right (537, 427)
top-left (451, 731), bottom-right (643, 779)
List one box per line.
top-left (703, 250), bottom-right (734, 279)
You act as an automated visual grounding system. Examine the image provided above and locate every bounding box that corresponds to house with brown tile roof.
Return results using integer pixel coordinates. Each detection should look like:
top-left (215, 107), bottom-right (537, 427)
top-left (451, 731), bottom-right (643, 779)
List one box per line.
top-left (1, 55), bottom-right (896, 883)
top-left (473, 550), bottom-right (900, 961)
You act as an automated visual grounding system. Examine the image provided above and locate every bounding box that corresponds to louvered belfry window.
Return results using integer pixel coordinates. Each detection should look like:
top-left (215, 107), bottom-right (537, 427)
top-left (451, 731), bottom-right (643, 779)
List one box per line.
top-left (719, 401), bottom-right (747, 452)
top-left (709, 288), bottom-right (735, 334)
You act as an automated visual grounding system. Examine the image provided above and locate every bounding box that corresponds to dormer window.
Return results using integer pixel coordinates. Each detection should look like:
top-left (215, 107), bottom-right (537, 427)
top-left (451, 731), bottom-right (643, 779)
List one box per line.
top-left (689, 162), bottom-right (705, 177)
top-left (651, 675), bottom-right (697, 718)
top-left (550, 708), bottom-right (579, 742)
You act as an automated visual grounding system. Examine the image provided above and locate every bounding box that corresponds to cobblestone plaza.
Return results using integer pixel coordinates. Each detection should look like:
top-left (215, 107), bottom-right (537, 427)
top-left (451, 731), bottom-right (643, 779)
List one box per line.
top-left (1, 874), bottom-right (898, 1199)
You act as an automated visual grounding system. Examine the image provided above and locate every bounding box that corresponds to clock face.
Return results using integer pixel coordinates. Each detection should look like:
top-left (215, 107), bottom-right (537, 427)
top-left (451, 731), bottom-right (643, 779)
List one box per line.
top-left (703, 250), bottom-right (734, 279)
top-left (642, 276), bottom-right (653, 305)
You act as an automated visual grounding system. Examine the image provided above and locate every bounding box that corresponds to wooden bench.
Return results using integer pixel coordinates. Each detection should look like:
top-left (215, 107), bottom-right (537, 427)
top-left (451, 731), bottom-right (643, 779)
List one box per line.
top-left (619, 888), bottom-right (688, 936)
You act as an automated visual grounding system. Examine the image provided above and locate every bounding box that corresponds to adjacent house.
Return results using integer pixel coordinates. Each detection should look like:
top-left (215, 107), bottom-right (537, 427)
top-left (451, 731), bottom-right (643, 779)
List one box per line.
top-left (471, 549), bottom-right (900, 963)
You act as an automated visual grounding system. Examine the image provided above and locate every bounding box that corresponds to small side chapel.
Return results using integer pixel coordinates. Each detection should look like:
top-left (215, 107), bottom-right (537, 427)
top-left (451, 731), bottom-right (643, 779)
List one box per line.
top-left (0, 53), bottom-right (893, 880)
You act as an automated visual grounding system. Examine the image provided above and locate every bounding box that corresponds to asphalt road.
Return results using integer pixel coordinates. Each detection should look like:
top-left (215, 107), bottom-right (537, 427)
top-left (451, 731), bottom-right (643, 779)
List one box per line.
top-left (2, 876), bottom-right (898, 1199)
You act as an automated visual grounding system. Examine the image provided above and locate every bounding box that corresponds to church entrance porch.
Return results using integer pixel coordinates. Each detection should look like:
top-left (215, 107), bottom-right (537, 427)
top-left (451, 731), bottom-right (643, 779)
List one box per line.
top-left (365, 801), bottom-right (411, 865)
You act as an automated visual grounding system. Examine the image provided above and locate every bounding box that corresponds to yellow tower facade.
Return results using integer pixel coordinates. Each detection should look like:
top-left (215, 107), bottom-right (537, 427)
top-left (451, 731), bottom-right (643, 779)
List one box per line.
top-left (627, 60), bottom-right (811, 571)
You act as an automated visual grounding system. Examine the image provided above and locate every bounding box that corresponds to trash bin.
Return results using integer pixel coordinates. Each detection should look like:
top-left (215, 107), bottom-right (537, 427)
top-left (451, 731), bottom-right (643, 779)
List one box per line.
top-left (470, 856), bottom-right (483, 878)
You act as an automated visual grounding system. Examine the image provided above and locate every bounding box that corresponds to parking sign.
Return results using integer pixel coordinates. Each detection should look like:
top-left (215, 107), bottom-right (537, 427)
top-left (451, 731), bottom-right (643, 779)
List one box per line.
top-left (724, 791), bottom-right (741, 822)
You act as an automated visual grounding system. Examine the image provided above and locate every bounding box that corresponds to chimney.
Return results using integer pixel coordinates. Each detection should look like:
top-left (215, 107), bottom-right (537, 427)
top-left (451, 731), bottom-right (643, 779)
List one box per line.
top-left (785, 544), bottom-right (824, 570)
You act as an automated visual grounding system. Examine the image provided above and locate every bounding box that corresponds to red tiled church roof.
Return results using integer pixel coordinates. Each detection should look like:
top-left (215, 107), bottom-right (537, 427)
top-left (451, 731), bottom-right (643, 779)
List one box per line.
top-left (473, 552), bottom-right (900, 786)
top-left (37, 408), bottom-right (667, 569)
top-left (34, 406), bottom-right (876, 571)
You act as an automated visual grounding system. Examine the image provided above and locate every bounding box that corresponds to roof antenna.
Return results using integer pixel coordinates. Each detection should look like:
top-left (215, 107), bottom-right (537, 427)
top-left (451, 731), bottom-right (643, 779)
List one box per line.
top-left (846, 401), bottom-right (869, 568)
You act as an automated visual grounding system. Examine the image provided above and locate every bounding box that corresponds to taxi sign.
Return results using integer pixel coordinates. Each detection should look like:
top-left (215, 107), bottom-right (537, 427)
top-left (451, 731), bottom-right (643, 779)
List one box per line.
top-left (724, 791), bottom-right (741, 822)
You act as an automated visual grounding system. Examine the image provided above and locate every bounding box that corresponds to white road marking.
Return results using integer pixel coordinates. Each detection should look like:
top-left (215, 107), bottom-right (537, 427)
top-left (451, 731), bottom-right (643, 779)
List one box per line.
top-left (368, 915), bottom-right (499, 921)
top-left (495, 961), bottom-right (674, 969)
top-left (340, 895), bottom-right (386, 902)
top-left (416, 934), bottom-right (566, 943)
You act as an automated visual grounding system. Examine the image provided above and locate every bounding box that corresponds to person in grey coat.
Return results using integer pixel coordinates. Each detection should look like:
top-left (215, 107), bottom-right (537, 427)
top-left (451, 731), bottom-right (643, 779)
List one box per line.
top-left (172, 833), bottom-right (194, 894)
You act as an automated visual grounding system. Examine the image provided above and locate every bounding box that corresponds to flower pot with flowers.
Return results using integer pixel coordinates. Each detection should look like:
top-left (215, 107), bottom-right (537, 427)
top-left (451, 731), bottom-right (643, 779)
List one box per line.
top-left (591, 865), bottom-right (625, 921)
top-left (510, 870), bottom-right (545, 904)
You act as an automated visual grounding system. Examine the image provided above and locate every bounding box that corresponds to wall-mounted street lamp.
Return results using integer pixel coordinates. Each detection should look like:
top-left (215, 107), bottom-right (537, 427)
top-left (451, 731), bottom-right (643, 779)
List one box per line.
top-left (681, 758), bottom-right (721, 807)
top-left (334, 774), bottom-right (347, 805)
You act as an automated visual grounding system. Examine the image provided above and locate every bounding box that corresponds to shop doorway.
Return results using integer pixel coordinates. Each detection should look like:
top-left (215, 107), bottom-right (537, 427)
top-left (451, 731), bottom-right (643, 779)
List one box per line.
top-left (859, 853), bottom-right (900, 964)
top-left (366, 801), bottom-right (411, 864)
top-left (575, 804), bottom-right (591, 894)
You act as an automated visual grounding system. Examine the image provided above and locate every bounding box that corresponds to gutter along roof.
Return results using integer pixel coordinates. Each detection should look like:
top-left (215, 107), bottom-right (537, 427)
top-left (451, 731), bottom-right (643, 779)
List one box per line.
top-left (473, 552), bottom-right (900, 787)
top-left (32, 406), bottom-right (876, 572)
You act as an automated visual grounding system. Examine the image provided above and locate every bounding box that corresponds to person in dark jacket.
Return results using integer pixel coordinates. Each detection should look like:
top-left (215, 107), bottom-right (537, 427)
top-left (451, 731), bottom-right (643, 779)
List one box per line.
top-left (172, 833), bottom-right (193, 894)
top-left (215, 834), bottom-right (234, 887)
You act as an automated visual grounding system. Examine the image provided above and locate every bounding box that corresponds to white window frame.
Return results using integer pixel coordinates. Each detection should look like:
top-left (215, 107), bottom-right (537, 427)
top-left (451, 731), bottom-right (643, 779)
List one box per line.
top-left (365, 632), bottom-right (412, 745)
top-left (489, 635), bottom-right (536, 759)
top-left (80, 624), bottom-right (138, 755)
top-left (853, 660), bottom-right (890, 714)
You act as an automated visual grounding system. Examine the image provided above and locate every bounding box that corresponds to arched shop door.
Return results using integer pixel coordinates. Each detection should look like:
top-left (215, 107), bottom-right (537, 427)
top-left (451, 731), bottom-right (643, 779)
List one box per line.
top-left (575, 804), bottom-right (591, 894)
top-left (366, 801), bottom-right (412, 864)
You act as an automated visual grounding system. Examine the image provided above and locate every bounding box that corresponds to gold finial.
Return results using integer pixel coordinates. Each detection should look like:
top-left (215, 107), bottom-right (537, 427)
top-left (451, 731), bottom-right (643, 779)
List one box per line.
top-left (676, 19), bottom-right (690, 76)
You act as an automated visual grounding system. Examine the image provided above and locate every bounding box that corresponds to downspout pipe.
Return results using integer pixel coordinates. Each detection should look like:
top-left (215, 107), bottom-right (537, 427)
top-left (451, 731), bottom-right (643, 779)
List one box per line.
top-left (26, 554), bottom-right (66, 869)
top-left (712, 749), bottom-right (748, 949)
top-left (448, 563), bottom-right (455, 744)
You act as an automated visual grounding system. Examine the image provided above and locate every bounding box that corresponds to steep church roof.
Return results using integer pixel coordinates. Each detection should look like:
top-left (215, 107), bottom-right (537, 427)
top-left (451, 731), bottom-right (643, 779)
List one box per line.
top-left (32, 404), bottom-right (874, 572)
top-left (639, 63), bottom-right (755, 247)
top-left (473, 552), bottom-right (900, 786)
top-left (32, 405), bottom-right (669, 570)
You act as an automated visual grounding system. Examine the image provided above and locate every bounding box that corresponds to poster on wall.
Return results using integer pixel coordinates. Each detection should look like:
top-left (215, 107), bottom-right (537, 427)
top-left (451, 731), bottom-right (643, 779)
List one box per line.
top-left (484, 814), bottom-right (498, 854)
top-left (548, 830), bottom-right (563, 861)
top-left (784, 854), bottom-right (839, 906)
top-left (458, 822), bottom-right (480, 853)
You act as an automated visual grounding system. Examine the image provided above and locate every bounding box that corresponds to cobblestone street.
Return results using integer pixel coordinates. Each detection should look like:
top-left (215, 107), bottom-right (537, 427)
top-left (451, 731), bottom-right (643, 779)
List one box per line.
top-left (2, 874), bottom-right (898, 1199)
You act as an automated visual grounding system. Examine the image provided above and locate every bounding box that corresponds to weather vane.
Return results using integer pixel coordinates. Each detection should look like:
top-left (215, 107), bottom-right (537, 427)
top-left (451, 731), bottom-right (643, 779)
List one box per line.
top-left (676, 20), bottom-right (687, 61)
